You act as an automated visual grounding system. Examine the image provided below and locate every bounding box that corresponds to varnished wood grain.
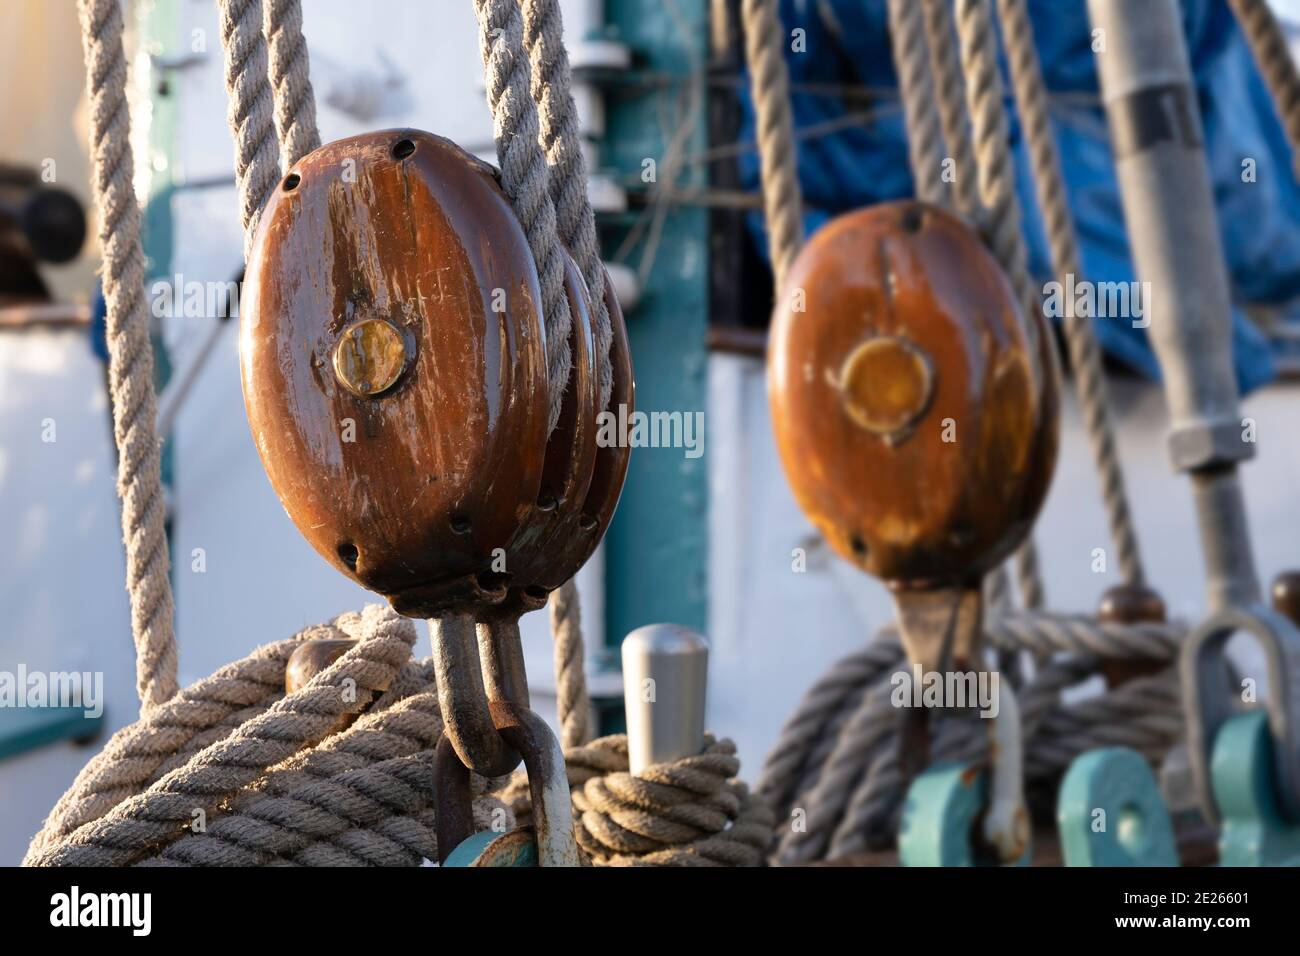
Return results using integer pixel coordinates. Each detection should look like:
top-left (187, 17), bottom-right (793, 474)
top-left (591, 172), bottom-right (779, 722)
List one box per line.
top-left (488, 265), bottom-right (636, 618)
top-left (241, 129), bottom-right (549, 616)
top-left (769, 201), bottom-right (1059, 588)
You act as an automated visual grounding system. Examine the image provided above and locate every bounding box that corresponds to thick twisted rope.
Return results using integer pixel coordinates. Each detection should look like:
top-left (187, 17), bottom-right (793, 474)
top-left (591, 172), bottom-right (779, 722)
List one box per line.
top-left (144, 682), bottom-right (513, 867)
top-left (23, 624), bottom-right (338, 862)
top-left (921, 0), bottom-right (982, 219)
top-left (27, 606), bottom-right (416, 867)
top-left (506, 735), bottom-right (774, 866)
top-left (549, 578), bottom-right (591, 748)
top-left (521, 0), bottom-right (613, 411)
top-left (741, 0), bottom-right (804, 291)
top-left (500, 735), bottom-right (774, 866)
top-left (475, 0), bottom-right (572, 434)
top-left (76, 0), bottom-right (178, 714)
top-left (953, 0), bottom-right (1050, 609)
top-left (995, 0), bottom-right (1144, 588)
top-left (263, 0), bottom-right (321, 169)
top-left (822, 660), bottom-right (1181, 858)
top-left (761, 610), bottom-right (1185, 863)
top-left (887, 0), bottom-right (948, 205)
top-left (29, 612), bottom-right (514, 868)
top-left (217, 0), bottom-right (281, 262)
top-left (1229, 0), bottom-right (1300, 179)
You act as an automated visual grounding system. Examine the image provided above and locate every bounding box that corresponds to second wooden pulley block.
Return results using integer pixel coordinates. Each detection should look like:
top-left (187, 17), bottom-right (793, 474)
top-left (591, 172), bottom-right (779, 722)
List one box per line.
top-left (241, 129), bottom-right (631, 620)
top-left (769, 200), bottom-right (1059, 593)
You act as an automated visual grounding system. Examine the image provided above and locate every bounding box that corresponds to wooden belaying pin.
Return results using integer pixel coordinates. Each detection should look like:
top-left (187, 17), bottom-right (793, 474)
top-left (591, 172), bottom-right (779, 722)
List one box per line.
top-left (284, 638), bottom-right (356, 695)
top-left (621, 624), bottom-right (709, 774)
top-left (1097, 583), bottom-right (1167, 687)
top-left (1271, 571), bottom-right (1300, 627)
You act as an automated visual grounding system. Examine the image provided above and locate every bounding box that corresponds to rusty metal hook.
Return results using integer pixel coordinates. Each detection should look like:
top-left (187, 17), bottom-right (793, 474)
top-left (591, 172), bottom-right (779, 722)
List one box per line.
top-left (435, 698), bottom-right (582, 867)
top-left (429, 614), bottom-right (522, 778)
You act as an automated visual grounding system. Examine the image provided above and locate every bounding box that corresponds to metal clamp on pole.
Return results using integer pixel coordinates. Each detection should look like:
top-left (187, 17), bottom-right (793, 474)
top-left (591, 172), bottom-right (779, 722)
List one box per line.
top-left (622, 624), bottom-right (709, 773)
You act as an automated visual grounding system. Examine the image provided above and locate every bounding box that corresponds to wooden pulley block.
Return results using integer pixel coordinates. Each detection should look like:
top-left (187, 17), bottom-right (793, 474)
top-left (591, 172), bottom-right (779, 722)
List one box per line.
top-left (241, 129), bottom-right (549, 617)
top-left (485, 265), bottom-right (635, 619)
top-left (769, 201), bottom-right (1059, 671)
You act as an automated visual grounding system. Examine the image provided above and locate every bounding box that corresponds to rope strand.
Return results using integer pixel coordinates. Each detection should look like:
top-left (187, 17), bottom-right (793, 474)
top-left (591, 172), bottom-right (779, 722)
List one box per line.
top-left (475, 0), bottom-right (572, 434)
top-left (995, 0), bottom-right (1145, 587)
top-left (76, 0), bottom-right (178, 713)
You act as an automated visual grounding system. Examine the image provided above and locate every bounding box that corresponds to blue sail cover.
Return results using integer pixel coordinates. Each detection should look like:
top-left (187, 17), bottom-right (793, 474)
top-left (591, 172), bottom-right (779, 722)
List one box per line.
top-left (738, 0), bottom-right (1300, 392)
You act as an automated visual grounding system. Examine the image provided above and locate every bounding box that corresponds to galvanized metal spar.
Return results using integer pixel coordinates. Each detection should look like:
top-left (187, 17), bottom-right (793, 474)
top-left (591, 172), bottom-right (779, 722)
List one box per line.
top-left (1087, 0), bottom-right (1259, 612)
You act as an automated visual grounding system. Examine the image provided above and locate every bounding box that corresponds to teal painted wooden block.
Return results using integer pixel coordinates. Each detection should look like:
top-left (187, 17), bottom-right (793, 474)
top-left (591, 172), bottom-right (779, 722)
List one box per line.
top-left (1213, 711), bottom-right (1300, 866)
top-left (1057, 747), bottom-right (1177, 866)
top-left (899, 762), bottom-right (1030, 866)
top-left (443, 829), bottom-right (538, 867)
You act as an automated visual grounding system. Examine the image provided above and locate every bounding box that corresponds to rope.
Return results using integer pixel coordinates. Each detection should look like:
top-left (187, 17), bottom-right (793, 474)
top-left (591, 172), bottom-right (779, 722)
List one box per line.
top-left (217, 0), bottom-right (281, 262)
top-left (26, 608), bottom-right (515, 867)
top-left (23, 625), bottom-right (333, 862)
top-left (475, 0), bottom-right (572, 434)
top-left (263, 0), bottom-right (322, 169)
top-left (506, 735), bottom-right (774, 866)
top-left (520, 0), bottom-right (614, 411)
top-left (1229, 0), bottom-right (1300, 179)
top-left (759, 610), bottom-right (1185, 864)
top-left (741, 0), bottom-right (804, 291)
top-left (887, 0), bottom-right (948, 205)
top-left (549, 578), bottom-right (591, 748)
top-left (27, 606), bottom-right (416, 866)
top-left (76, 0), bottom-right (178, 713)
top-left (995, 0), bottom-right (1145, 588)
top-left (953, 0), bottom-right (1050, 609)
top-left (921, 0), bottom-right (981, 219)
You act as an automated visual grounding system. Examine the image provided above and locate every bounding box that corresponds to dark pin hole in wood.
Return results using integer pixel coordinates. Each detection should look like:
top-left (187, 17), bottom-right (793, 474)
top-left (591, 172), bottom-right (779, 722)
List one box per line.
top-left (391, 138), bottom-right (416, 160)
top-left (578, 514), bottom-right (597, 532)
top-left (449, 513), bottom-right (472, 535)
top-left (850, 534), bottom-right (868, 558)
top-left (283, 173), bottom-right (301, 192)
top-left (337, 542), bottom-right (359, 570)
top-left (476, 570), bottom-right (510, 592)
top-left (536, 494), bottom-right (558, 512)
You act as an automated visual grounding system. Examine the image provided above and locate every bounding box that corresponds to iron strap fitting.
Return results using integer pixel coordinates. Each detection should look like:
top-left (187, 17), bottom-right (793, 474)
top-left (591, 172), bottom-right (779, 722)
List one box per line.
top-left (1180, 603), bottom-right (1300, 825)
top-left (428, 616), bottom-right (582, 866)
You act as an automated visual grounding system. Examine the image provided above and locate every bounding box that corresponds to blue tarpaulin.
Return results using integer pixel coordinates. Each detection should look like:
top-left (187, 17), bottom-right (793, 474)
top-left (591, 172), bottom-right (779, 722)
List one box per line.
top-left (739, 0), bottom-right (1300, 392)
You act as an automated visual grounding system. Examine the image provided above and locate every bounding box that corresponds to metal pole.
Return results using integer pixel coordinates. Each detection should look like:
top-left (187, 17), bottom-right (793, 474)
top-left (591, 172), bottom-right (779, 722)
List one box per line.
top-left (1088, 0), bottom-right (1260, 610)
top-left (621, 624), bottom-right (708, 774)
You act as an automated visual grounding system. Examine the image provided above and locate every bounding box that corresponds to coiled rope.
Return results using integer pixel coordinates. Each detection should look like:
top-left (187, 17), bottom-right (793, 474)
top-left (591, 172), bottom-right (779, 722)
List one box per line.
top-left (26, 607), bottom-right (512, 866)
top-left (759, 612), bottom-right (1185, 863)
top-left (503, 735), bottom-right (774, 866)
